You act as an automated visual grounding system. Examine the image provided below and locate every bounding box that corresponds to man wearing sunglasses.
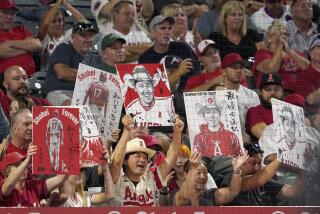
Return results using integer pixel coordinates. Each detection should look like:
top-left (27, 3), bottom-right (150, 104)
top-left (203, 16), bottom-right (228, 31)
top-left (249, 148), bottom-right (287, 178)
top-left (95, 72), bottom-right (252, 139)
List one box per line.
top-left (0, 0), bottom-right (42, 77)
top-left (44, 21), bottom-right (97, 106)
top-left (250, 0), bottom-right (291, 34)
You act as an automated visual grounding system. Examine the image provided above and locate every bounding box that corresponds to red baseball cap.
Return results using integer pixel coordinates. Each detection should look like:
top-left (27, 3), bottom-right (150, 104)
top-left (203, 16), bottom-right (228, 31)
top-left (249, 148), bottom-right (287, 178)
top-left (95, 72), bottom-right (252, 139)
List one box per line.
top-left (221, 53), bottom-right (244, 69)
top-left (140, 134), bottom-right (159, 147)
top-left (284, 94), bottom-right (305, 107)
top-left (0, 152), bottom-right (26, 172)
top-left (0, 0), bottom-right (18, 10)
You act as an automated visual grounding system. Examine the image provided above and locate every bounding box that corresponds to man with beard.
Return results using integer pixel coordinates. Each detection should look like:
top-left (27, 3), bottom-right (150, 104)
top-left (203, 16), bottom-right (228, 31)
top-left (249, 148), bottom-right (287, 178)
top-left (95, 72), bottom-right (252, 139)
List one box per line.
top-left (245, 73), bottom-right (284, 142)
top-left (0, 66), bottom-right (50, 119)
top-left (193, 95), bottom-right (242, 158)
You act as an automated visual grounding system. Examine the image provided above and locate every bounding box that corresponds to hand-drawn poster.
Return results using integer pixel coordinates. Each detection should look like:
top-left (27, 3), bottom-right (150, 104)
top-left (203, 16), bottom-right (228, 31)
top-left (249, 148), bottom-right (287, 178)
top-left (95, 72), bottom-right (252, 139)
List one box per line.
top-left (271, 98), bottom-right (308, 169)
top-left (184, 90), bottom-right (244, 158)
top-left (75, 106), bottom-right (104, 166)
top-left (116, 63), bottom-right (175, 127)
top-left (32, 106), bottom-right (80, 175)
top-left (72, 63), bottom-right (123, 140)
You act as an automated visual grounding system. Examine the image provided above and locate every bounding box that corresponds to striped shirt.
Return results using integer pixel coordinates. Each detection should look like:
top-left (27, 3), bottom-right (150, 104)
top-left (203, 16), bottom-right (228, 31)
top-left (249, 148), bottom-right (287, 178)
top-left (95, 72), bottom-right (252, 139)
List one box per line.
top-left (286, 20), bottom-right (318, 55)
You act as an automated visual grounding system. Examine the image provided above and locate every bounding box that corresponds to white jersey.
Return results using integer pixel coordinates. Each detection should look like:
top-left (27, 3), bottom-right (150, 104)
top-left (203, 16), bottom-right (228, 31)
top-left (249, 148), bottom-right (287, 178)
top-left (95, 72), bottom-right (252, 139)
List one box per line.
top-left (126, 97), bottom-right (175, 127)
top-left (236, 85), bottom-right (260, 132)
top-left (110, 28), bottom-right (151, 46)
top-left (114, 168), bottom-right (164, 206)
top-left (259, 124), bottom-right (319, 170)
top-left (47, 118), bottom-right (63, 142)
top-left (250, 6), bottom-right (291, 34)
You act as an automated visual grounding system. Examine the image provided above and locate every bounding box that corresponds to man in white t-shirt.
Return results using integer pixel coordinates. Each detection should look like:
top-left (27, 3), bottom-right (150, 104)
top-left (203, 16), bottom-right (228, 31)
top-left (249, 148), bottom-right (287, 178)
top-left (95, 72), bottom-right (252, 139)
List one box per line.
top-left (110, 114), bottom-right (184, 206)
top-left (250, 0), bottom-right (291, 34)
top-left (109, 1), bottom-right (152, 63)
top-left (91, 0), bottom-right (154, 35)
top-left (219, 53), bottom-right (260, 132)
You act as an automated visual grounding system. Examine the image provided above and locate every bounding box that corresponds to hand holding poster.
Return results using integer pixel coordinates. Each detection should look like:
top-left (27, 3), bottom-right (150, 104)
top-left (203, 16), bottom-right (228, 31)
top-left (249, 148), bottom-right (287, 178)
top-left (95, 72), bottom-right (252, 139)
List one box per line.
top-left (72, 63), bottom-right (123, 140)
top-left (271, 98), bottom-right (307, 169)
top-left (32, 106), bottom-right (80, 175)
top-left (184, 90), bottom-right (243, 158)
top-left (116, 64), bottom-right (175, 127)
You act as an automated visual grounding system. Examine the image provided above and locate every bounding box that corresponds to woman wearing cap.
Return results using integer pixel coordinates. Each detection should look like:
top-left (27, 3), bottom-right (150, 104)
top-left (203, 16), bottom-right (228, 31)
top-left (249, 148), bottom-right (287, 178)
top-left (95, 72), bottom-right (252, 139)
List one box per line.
top-left (110, 114), bottom-right (184, 206)
top-left (0, 144), bottom-right (67, 207)
top-left (253, 20), bottom-right (310, 92)
top-left (37, 0), bottom-right (86, 69)
top-left (208, 1), bottom-right (263, 60)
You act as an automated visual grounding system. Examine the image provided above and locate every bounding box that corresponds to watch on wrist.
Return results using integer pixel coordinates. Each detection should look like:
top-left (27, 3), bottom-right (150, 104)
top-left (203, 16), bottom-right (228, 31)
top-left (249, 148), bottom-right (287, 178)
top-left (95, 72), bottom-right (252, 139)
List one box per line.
top-left (160, 186), bottom-right (169, 195)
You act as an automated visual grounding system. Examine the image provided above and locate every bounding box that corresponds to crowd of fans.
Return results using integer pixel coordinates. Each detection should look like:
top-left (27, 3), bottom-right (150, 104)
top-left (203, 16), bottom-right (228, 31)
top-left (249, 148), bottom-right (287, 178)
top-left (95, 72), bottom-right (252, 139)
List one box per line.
top-left (0, 0), bottom-right (320, 207)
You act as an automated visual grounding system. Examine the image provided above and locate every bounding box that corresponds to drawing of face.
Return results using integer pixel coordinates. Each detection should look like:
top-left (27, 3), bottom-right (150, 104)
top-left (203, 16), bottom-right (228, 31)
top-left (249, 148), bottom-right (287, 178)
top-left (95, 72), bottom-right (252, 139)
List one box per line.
top-left (281, 107), bottom-right (295, 143)
top-left (203, 107), bottom-right (220, 127)
top-left (135, 80), bottom-right (155, 106)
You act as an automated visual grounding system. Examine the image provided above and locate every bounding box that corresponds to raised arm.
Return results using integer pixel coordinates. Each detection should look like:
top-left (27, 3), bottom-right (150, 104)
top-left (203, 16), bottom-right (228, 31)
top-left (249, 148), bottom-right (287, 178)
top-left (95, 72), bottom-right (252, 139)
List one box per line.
top-left (283, 40), bottom-right (310, 70)
top-left (241, 158), bottom-right (281, 191)
top-left (110, 115), bottom-right (133, 184)
top-left (214, 152), bottom-right (248, 205)
top-left (91, 148), bottom-right (115, 205)
top-left (46, 175), bottom-right (68, 193)
top-left (63, 0), bottom-right (86, 22)
top-left (158, 116), bottom-right (184, 180)
top-left (1, 144), bottom-right (37, 196)
top-left (256, 44), bottom-right (282, 74)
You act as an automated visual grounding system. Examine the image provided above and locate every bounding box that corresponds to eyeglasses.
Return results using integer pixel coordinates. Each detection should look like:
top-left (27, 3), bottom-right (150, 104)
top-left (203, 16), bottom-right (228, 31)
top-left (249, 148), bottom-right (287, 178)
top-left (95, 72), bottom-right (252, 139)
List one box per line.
top-left (72, 22), bottom-right (95, 33)
top-left (52, 18), bottom-right (63, 23)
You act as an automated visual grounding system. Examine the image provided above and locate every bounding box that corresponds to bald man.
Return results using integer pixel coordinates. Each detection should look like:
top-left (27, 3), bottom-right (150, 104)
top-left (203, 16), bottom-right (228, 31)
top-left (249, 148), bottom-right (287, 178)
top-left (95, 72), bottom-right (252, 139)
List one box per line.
top-left (0, 66), bottom-right (50, 119)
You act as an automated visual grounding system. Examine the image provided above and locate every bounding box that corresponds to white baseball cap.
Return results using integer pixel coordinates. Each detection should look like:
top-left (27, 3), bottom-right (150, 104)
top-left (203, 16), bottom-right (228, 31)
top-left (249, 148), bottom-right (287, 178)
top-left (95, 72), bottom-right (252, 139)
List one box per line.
top-left (197, 39), bottom-right (216, 55)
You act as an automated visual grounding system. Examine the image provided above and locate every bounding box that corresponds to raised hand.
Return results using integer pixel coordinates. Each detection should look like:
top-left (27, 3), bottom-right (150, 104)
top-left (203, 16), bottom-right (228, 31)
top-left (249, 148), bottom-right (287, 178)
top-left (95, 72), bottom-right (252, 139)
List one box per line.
top-left (122, 114), bottom-right (134, 131)
top-left (173, 115), bottom-right (184, 134)
top-left (232, 151), bottom-right (249, 171)
top-left (177, 58), bottom-right (193, 76)
top-left (189, 152), bottom-right (202, 170)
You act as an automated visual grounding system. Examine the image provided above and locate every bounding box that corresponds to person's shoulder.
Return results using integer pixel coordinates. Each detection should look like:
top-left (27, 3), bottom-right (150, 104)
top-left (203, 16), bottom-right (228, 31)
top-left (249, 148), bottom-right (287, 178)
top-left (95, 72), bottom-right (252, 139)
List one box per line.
top-left (139, 46), bottom-right (156, 63)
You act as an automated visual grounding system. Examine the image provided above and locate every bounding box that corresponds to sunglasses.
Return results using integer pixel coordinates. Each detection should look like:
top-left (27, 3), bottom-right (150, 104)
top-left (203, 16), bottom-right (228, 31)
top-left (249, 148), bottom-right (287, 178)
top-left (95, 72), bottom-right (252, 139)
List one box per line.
top-left (72, 22), bottom-right (95, 33)
top-left (52, 18), bottom-right (63, 23)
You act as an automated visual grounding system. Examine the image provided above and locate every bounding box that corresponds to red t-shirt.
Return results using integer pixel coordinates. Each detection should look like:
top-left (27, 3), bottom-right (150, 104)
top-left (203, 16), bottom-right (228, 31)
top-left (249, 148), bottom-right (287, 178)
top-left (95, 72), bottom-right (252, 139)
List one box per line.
top-left (253, 49), bottom-right (304, 92)
top-left (6, 141), bottom-right (27, 156)
top-left (184, 69), bottom-right (248, 90)
top-left (0, 92), bottom-right (51, 119)
top-left (245, 104), bottom-right (273, 132)
top-left (0, 26), bottom-right (36, 76)
top-left (0, 178), bottom-right (48, 207)
top-left (293, 65), bottom-right (320, 97)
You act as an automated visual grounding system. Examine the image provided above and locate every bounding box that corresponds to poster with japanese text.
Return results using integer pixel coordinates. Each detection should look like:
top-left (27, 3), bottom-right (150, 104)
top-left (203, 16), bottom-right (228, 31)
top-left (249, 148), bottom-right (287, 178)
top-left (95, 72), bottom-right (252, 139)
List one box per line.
top-left (271, 98), bottom-right (308, 169)
top-left (116, 63), bottom-right (175, 127)
top-left (72, 63), bottom-right (123, 140)
top-left (184, 90), bottom-right (244, 158)
top-left (32, 106), bottom-right (80, 175)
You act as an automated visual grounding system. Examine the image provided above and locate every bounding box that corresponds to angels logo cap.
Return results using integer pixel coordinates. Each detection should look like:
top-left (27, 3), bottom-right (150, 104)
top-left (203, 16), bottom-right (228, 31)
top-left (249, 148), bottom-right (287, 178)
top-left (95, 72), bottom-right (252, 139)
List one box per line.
top-left (197, 39), bottom-right (216, 56)
top-left (221, 53), bottom-right (244, 69)
top-left (260, 73), bottom-right (283, 89)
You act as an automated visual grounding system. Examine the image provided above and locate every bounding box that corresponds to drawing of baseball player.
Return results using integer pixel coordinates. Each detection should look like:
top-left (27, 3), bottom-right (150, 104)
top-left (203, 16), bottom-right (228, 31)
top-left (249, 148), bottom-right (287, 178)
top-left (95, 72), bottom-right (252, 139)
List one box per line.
top-left (46, 109), bottom-right (64, 171)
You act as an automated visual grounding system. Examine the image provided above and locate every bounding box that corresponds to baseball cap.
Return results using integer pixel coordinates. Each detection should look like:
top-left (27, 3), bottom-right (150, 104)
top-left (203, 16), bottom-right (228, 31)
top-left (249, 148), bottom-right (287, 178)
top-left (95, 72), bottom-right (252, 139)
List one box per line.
top-left (284, 93), bottom-right (305, 107)
top-left (101, 33), bottom-right (126, 50)
top-left (0, 152), bottom-right (26, 172)
top-left (0, 0), bottom-right (18, 10)
top-left (149, 15), bottom-right (174, 31)
top-left (309, 34), bottom-right (320, 52)
top-left (197, 39), bottom-right (216, 56)
top-left (72, 21), bottom-right (97, 34)
top-left (221, 53), bottom-right (244, 69)
top-left (259, 73), bottom-right (283, 89)
top-left (244, 143), bottom-right (264, 156)
top-left (160, 55), bottom-right (182, 69)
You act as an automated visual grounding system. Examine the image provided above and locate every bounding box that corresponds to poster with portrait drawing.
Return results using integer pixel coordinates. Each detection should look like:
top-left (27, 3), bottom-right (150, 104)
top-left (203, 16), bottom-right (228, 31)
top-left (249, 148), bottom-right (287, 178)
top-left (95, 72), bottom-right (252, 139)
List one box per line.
top-left (32, 106), bottom-right (80, 175)
top-left (271, 98), bottom-right (308, 169)
top-left (72, 63), bottom-right (123, 140)
top-left (184, 90), bottom-right (244, 158)
top-left (116, 63), bottom-right (175, 127)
